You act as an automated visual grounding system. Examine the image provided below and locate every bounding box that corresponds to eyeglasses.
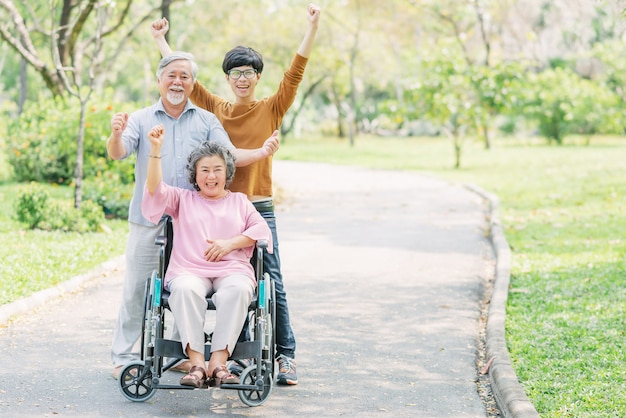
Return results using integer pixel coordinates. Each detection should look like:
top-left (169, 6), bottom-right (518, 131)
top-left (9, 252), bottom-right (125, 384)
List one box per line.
top-left (227, 69), bottom-right (257, 79)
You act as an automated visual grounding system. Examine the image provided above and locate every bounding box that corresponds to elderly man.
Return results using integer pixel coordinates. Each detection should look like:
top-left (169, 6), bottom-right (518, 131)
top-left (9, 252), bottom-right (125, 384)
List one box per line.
top-left (107, 51), bottom-right (279, 379)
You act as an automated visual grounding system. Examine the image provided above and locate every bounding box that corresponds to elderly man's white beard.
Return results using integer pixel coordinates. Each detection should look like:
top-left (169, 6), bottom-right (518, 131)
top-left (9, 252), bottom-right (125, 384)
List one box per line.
top-left (166, 91), bottom-right (185, 105)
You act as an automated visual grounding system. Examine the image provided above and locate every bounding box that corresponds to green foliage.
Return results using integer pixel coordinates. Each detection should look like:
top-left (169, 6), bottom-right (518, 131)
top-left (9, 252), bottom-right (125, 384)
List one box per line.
top-left (6, 93), bottom-right (135, 185)
top-left (511, 67), bottom-right (624, 144)
top-left (592, 39), bottom-right (626, 95)
top-left (14, 182), bottom-right (50, 229)
top-left (14, 182), bottom-right (105, 232)
top-left (277, 135), bottom-right (626, 417)
top-left (471, 61), bottom-right (527, 117)
top-left (0, 117), bottom-right (14, 183)
top-left (79, 199), bottom-right (107, 231)
top-left (409, 48), bottom-right (477, 132)
top-left (0, 180), bottom-right (128, 305)
top-left (83, 172), bottom-right (133, 219)
top-left (396, 41), bottom-right (480, 167)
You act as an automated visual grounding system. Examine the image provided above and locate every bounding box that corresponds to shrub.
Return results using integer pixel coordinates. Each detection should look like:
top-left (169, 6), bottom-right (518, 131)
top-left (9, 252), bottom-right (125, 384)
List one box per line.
top-left (14, 183), bottom-right (105, 232)
top-left (511, 67), bottom-right (624, 144)
top-left (14, 182), bottom-right (49, 229)
top-left (83, 172), bottom-right (132, 219)
top-left (79, 199), bottom-right (107, 231)
top-left (6, 93), bottom-right (135, 185)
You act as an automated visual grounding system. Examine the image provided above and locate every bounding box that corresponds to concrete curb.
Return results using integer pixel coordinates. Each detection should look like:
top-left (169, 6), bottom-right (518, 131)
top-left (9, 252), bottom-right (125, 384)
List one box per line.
top-left (0, 255), bottom-right (125, 327)
top-left (466, 184), bottom-right (540, 418)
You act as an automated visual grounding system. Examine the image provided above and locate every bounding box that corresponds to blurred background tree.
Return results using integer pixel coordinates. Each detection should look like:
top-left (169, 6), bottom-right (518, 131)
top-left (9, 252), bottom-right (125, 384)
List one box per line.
top-left (1, 0), bottom-right (625, 177)
top-left (0, 0), bottom-right (182, 208)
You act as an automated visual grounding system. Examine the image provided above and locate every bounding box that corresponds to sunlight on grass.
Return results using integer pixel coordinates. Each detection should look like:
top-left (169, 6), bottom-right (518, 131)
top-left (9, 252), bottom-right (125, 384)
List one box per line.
top-left (0, 183), bottom-right (128, 305)
top-left (1, 134), bottom-right (625, 416)
top-left (277, 134), bottom-right (626, 417)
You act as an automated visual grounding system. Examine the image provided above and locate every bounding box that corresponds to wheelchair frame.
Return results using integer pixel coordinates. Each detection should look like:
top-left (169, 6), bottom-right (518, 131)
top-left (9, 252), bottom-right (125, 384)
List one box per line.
top-left (118, 216), bottom-right (277, 407)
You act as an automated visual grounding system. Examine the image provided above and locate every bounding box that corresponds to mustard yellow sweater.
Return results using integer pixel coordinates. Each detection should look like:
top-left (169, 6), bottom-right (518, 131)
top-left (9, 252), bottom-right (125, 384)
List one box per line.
top-left (190, 54), bottom-right (309, 198)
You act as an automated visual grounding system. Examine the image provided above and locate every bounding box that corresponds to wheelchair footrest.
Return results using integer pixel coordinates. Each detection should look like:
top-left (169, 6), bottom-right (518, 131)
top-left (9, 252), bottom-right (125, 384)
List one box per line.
top-left (155, 338), bottom-right (262, 360)
top-left (153, 382), bottom-right (196, 391)
top-left (220, 383), bottom-right (264, 391)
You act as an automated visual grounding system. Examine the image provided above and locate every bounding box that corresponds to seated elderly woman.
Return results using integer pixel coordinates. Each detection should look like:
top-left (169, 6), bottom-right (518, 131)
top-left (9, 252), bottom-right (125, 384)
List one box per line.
top-left (141, 124), bottom-right (272, 388)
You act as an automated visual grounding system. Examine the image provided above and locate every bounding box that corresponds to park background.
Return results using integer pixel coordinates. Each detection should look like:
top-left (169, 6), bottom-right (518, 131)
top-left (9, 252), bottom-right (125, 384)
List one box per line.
top-left (0, 1), bottom-right (625, 416)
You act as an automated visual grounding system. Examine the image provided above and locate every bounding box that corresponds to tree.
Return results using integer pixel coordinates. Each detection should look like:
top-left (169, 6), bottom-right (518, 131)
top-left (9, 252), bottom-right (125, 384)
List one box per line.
top-left (280, 75), bottom-right (325, 140)
top-left (512, 67), bottom-right (617, 145)
top-left (321, 0), bottom-right (364, 146)
top-left (0, 0), bottom-right (177, 207)
top-left (407, 45), bottom-right (479, 168)
top-left (418, 0), bottom-right (511, 149)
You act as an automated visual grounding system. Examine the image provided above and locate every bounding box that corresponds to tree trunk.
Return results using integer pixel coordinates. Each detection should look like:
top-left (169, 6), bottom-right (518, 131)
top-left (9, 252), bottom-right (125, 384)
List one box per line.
top-left (329, 83), bottom-right (345, 138)
top-left (347, 106), bottom-right (355, 147)
top-left (454, 136), bottom-right (462, 169)
top-left (161, 0), bottom-right (171, 42)
top-left (280, 75), bottom-right (325, 141)
top-left (443, 119), bottom-right (463, 169)
top-left (74, 100), bottom-right (87, 209)
top-left (336, 109), bottom-right (345, 138)
top-left (481, 117), bottom-right (491, 150)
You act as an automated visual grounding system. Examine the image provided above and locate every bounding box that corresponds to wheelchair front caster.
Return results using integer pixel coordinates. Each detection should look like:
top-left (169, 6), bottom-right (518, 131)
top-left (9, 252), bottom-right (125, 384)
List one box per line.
top-left (238, 364), bottom-right (273, 407)
top-left (118, 361), bottom-right (157, 402)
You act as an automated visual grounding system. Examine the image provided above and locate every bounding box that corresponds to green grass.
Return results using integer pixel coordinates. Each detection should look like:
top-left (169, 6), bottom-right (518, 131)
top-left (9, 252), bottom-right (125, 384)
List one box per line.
top-left (0, 183), bottom-right (128, 306)
top-left (277, 134), bottom-right (626, 417)
top-left (1, 134), bottom-right (624, 415)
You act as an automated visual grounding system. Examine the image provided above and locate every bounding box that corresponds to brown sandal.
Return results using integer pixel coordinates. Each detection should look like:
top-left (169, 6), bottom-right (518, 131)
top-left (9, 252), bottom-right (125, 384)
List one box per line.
top-left (208, 365), bottom-right (239, 387)
top-left (180, 365), bottom-right (207, 388)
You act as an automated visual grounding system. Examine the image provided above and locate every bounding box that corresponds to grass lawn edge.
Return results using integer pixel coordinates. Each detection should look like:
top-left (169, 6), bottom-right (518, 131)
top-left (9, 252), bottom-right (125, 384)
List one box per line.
top-left (0, 254), bottom-right (125, 327)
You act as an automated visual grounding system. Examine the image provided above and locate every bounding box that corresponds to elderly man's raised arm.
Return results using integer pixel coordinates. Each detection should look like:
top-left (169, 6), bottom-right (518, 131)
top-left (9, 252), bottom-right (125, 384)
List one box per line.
top-left (107, 112), bottom-right (130, 160)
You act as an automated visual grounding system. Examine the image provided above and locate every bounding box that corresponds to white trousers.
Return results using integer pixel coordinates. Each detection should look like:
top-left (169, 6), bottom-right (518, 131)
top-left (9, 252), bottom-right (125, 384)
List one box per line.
top-left (111, 222), bottom-right (162, 367)
top-left (168, 273), bottom-right (254, 357)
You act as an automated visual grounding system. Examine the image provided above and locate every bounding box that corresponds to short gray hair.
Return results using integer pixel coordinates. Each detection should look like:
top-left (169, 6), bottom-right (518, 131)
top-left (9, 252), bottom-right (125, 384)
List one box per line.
top-left (187, 142), bottom-right (236, 190)
top-left (156, 51), bottom-right (198, 82)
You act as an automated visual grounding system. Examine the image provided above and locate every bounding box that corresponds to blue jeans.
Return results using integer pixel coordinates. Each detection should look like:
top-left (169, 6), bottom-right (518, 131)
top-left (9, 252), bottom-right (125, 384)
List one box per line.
top-left (261, 212), bottom-right (296, 358)
top-left (242, 204), bottom-right (296, 359)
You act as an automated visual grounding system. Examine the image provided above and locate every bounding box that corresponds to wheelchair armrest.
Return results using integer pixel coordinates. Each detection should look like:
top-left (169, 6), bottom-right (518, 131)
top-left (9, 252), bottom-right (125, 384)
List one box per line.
top-left (254, 240), bottom-right (268, 282)
top-left (155, 235), bottom-right (167, 246)
top-left (155, 215), bottom-right (173, 247)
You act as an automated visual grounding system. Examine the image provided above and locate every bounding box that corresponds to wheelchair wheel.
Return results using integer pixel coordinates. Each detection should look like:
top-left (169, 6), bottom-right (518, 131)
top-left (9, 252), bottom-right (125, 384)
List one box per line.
top-left (238, 365), bottom-right (273, 407)
top-left (118, 361), bottom-right (156, 402)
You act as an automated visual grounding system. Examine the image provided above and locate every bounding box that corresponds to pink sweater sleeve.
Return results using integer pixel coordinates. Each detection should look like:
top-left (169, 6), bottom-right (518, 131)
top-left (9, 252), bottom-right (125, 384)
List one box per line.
top-left (141, 181), bottom-right (180, 224)
top-left (239, 198), bottom-right (273, 254)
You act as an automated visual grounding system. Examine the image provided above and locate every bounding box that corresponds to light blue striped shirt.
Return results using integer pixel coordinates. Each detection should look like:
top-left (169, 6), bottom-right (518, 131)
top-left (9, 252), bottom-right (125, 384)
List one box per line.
top-left (119, 99), bottom-right (233, 226)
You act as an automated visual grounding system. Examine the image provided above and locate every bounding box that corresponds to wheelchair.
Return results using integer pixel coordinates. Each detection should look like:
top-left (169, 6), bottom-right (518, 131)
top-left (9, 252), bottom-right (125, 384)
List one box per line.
top-left (117, 216), bottom-right (276, 407)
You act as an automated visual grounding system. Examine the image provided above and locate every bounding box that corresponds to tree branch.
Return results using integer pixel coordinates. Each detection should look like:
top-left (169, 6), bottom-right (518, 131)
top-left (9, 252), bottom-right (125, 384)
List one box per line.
top-left (50, 1), bottom-right (77, 97)
top-left (0, 0), bottom-right (39, 62)
top-left (281, 75), bottom-right (326, 137)
top-left (433, 9), bottom-right (473, 67)
top-left (57, 0), bottom-right (74, 64)
top-left (100, 2), bottom-right (182, 75)
top-left (473, 0), bottom-right (491, 67)
top-left (0, 0), bottom-right (63, 95)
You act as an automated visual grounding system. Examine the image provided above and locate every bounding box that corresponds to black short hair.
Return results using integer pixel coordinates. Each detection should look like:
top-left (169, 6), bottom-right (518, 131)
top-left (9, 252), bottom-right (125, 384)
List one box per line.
top-left (222, 46), bottom-right (264, 74)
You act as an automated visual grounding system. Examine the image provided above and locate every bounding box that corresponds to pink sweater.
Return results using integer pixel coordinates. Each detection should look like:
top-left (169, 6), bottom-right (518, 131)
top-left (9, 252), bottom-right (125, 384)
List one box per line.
top-left (141, 182), bottom-right (272, 288)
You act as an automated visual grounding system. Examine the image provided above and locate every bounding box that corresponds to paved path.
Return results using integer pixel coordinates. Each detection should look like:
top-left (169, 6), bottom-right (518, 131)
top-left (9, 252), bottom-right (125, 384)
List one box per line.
top-left (0, 161), bottom-right (494, 417)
